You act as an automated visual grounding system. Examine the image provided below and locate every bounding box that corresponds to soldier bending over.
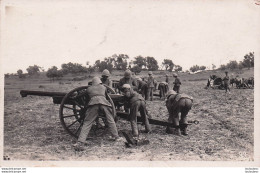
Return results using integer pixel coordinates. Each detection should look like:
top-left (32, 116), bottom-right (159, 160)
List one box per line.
top-left (166, 90), bottom-right (193, 136)
top-left (121, 84), bottom-right (151, 138)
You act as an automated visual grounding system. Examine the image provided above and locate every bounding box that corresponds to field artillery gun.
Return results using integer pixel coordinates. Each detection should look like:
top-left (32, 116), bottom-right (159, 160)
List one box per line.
top-left (20, 85), bottom-right (199, 139)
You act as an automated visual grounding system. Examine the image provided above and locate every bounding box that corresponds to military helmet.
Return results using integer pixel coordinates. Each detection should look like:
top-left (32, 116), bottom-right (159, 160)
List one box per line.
top-left (166, 90), bottom-right (177, 99)
top-left (124, 70), bottom-right (132, 78)
top-left (122, 84), bottom-right (131, 89)
top-left (102, 69), bottom-right (110, 77)
top-left (225, 71), bottom-right (228, 74)
top-left (92, 76), bottom-right (102, 86)
top-left (148, 71), bottom-right (153, 75)
top-left (136, 77), bottom-right (142, 81)
top-left (173, 73), bottom-right (177, 77)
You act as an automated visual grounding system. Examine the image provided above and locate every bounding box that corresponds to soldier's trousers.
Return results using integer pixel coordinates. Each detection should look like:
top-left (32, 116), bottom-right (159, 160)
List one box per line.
top-left (173, 86), bottom-right (180, 93)
top-left (147, 87), bottom-right (154, 101)
top-left (78, 104), bottom-right (119, 143)
top-left (224, 83), bottom-right (230, 92)
top-left (141, 86), bottom-right (148, 100)
top-left (130, 100), bottom-right (151, 137)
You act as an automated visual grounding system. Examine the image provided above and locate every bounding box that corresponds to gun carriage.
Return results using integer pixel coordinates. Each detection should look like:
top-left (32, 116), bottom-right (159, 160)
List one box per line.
top-left (20, 84), bottom-right (198, 138)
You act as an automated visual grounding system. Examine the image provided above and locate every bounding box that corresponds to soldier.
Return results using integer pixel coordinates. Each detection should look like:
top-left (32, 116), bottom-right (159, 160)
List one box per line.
top-left (223, 71), bottom-right (230, 93)
top-left (158, 82), bottom-right (169, 99)
top-left (74, 77), bottom-right (122, 151)
top-left (101, 69), bottom-right (113, 88)
top-left (166, 90), bottom-right (193, 136)
top-left (136, 77), bottom-right (148, 100)
top-left (165, 74), bottom-right (169, 84)
top-left (121, 84), bottom-right (151, 138)
top-left (118, 70), bottom-right (138, 92)
top-left (147, 71), bottom-right (155, 101)
top-left (173, 73), bottom-right (181, 93)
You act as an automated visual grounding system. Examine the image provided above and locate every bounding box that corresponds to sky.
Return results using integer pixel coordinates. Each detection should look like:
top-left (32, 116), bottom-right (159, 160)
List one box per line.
top-left (1, 0), bottom-right (260, 73)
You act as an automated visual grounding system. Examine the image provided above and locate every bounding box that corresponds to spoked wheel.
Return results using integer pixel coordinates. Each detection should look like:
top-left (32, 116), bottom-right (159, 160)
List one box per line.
top-left (59, 86), bottom-right (89, 138)
top-left (59, 85), bottom-right (116, 138)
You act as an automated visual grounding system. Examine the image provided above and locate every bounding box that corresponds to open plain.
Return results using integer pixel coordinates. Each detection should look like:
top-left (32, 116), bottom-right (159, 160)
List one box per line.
top-left (4, 68), bottom-right (254, 161)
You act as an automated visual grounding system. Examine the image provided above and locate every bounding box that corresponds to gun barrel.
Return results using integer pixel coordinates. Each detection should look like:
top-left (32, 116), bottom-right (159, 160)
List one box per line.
top-left (20, 90), bottom-right (67, 98)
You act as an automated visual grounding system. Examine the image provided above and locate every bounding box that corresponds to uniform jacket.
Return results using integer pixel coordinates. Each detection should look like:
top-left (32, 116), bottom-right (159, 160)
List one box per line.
top-left (86, 84), bottom-right (112, 107)
top-left (166, 93), bottom-right (193, 112)
top-left (147, 76), bottom-right (155, 88)
top-left (118, 77), bottom-right (138, 91)
top-left (223, 76), bottom-right (230, 84)
top-left (137, 80), bottom-right (147, 90)
top-left (101, 77), bottom-right (113, 88)
top-left (124, 91), bottom-right (145, 105)
top-left (173, 77), bottom-right (181, 86)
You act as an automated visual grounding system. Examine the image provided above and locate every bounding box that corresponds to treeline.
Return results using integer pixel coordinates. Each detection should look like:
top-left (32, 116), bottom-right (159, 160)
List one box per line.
top-left (219, 52), bottom-right (254, 71)
top-left (9, 52), bottom-right (254, 80)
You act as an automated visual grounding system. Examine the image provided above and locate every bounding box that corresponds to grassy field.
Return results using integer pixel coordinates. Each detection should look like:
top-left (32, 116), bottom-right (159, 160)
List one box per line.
top-left (4, 68), bottom-right (254, 161)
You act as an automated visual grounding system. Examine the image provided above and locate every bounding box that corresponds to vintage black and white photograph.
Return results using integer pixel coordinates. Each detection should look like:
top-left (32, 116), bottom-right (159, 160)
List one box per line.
top-left (1, 0), bottom-right (259, 167)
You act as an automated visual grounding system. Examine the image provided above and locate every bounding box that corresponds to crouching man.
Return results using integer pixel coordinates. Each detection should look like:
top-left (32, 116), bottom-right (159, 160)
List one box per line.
top-left (121, 84), bottom-right (151, 138)
top-left (74, 77), bottom-right (121, 151)
top-left (166, 90), bottom-right (193, 136)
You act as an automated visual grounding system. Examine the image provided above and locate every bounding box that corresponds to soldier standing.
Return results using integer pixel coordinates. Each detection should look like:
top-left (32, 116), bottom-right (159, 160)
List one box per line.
top-left (147, 71), bottom-right (155, 101)
top-left (173, 73), bottom-right (181, 93)
top-left (121, 84), bottom-right (151, 138)
top-left (118, 70), bottom-right (138, 92)
top-left (223, 71), bottom-right (230, 93)
top-left (101, 69), bottom-right (113, 88)
top-left (74, 77), bottom-right (121, 151)
top-left (165, 74), bottom-right (169, 84)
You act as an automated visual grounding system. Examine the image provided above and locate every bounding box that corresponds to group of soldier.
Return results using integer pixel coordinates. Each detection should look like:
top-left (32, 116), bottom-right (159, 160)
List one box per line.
top-left (74, 69), bottom-right (193, 151)
top-left (207, 71), bottom-right (254, 93)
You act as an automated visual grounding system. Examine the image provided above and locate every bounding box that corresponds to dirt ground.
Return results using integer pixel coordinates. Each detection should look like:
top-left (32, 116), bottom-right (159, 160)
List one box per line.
top-left (3, 69), bottom-right (254, 161)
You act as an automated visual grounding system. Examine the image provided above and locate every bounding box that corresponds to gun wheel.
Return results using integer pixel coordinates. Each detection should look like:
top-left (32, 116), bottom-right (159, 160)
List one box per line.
top-left (59, 85), bottom-right (116, 138)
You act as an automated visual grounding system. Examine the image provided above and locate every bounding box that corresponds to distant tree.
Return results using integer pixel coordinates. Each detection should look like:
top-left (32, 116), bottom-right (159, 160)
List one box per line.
top-left (114, 54), bottom-right (129, 70)
top-left (243, 52), bottom-right (254, 69)
top-left (199, 66), bottom-right (206, 71)
top-left (212, 64), bottom-right (216, 70)
top-left (162, 59), bottom-right (174, 71)
top-left (61, 62), bottom-right (87, 74)
top-left (94, 60), bottom-right (113, 72)
top-left (238, 61), bottom-right (244, 70)
top-left (26, 65), bottom-right (41, 75)
top-left (5, 74), bottom-right (10, 78)
top-left (46, 66), bottom-right (63, 81)
top-left (219, 64), bottom-right (226, 71)
top-left (174, 65), bottom-right (182, 72)
top-left (146, 56), bottom-right (159, 71)
top-left (17, 69), bottom-right (25, 78)
top-left (133, 56), bottom-right (147, 69)
top-left (189, 65), bottom-right (200, 72)
top-left (131, 65), bottom-right (142, 75)
top-left (226, 60), bottom-right (238, 70)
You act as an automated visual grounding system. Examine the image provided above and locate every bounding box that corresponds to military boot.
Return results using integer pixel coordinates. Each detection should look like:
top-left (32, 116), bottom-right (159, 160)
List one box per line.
top-left (166, 126), bottom-right (174, 134)
top-left (174, 128), bottom-right (181, 136)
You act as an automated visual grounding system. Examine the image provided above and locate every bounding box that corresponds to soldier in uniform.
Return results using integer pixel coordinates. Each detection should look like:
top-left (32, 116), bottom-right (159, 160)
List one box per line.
top-left (101, 69), bottom-right (113, 88)
top-left (166, 90), bottom-right (193, 136)
top-left (173, 73), bottom-right (181, 93)
top-left (136, 77), bottom-right (148, 100)
top-left (74, 77), bottom-right (121, 151)
top-left (147, 71), bottom-right (155, 101)
top-left (121, 84), bottom-right (151, 138)
top-left (118, 70), bottom-right (138, 92)
top-left (223, 71), bottom-right (230, 93)
top-left (165, 74), bottom-right (169, 84)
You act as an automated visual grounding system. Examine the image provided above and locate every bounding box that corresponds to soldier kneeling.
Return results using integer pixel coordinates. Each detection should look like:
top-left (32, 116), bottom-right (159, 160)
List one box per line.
top-left (121, 84), bottom-right (152, 138)
top-left (166, 90), bottom-right (193, 136)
